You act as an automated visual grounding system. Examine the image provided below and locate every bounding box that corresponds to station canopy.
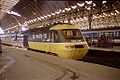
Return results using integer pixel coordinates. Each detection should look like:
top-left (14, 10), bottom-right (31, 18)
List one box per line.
top-left (0, 0), bottom-right (120, 33)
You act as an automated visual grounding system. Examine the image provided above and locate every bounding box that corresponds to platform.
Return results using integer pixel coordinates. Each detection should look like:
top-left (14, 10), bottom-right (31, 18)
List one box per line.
top-left (0, 45), bottom-right (120, 80)
top-left (90, 46), bottom-right (120, 52)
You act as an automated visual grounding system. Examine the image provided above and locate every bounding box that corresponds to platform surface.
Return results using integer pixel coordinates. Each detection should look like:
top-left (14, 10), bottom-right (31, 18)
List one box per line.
top-left (1, 45), bottom-right (120, 80)
top-left (90, 46), bottom-right (120, 52)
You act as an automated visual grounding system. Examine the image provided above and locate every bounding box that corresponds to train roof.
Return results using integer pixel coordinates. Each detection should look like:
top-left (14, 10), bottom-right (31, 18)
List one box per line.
top-left (22, 23), bottom-right (80, 34)
top-left (50, 23), bottom-right (80, 30)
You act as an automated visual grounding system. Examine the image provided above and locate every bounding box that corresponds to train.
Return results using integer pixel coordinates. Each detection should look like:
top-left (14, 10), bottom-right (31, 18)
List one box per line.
top-left (82, 27), bottom-right (120, 47)
top-left (0, 23), bottom-right (89, 59)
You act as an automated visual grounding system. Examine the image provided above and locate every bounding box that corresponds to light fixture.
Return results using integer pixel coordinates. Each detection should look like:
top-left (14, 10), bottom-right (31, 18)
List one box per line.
top-left (76, 18), bottom-right (79, 22)
top-left (115, 10), bottom-right (119, 14)
top-left (71, 5), bottom-right (77, 9)
top-left (22, 27), bottom-right (27, 31)
top-left (102, 1), bottom-right (106, 4)
top-left (108, 14), bottom-right (111, 16)
top-left (47, 14), bottom-right (51, 17)
top-left (99, 15), bottom-right (102, 17)
top-left (93, 3), bottom-right (96, 6)
top-left (37, 17), bottom-right (41, 20)
top-left (103, 13), bottom-right (107, 16)
top-left (41, 16), bottom-right (44, 19)
top-left (85, 1), bottom-right (92, 5)
top-left (70, 20), bottom-right (73, 23)
top-left (51, 13), bottom-right (55, 15)
top-left (62, 10), bottom-right (65, 13)
top-left (55, 11), bottom-right (60, 14)
top-left (38, 25), bottom-right (43, 28)
top-left (59, 9), bottom-right (62, 12)
top-left (83, 17), bottom-right (87, 20)
top-left (110, 13), bottom-right (114, 15)
top-left (87, 7), bottom-right (91, 10)
top-left (77, 3), bottom-right (85, 7)
top-left (64, 20), bottom-right (69, 23)
top-left (65, 7), bottom-right (71, 11)
top-left (93, 15), bottom-right (97, 18)
top-left (44, 15), bottom-right (47, 18)
top-left (7, 11), bottom-right (21, 17)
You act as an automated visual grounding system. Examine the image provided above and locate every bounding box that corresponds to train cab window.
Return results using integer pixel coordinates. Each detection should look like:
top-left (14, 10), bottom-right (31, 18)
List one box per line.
top-left (62, 29), bottom-right (84, 42)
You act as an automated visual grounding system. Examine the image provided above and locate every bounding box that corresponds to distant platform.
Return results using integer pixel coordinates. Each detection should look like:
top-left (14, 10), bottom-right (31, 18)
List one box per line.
top-left (90, 46), bottom-right (120, 53)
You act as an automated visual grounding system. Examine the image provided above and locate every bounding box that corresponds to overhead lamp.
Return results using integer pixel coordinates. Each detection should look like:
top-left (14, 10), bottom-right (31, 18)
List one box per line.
top-left (73, 19), bottom-right (76, 22)
top-left (59, 9), bottom-right (62, 12)
top-left (77, 3), bottom-right (85, 7)
top-left (65, 7), bottom-right (71, 11)
top-left (32, 12), bottom-right (37, 15)
top-left (29, 20), bottom-right (32, 23)
top-left (93, 3), bottom-right (96, 7)
top-left (44, 15), bottom-right (47, 18)
top-left (62, 10), bottom-right (65, 13)
top-left (76, 18), bottom-right (79, 22)
top-left (37, 17), bottom-right (41, 20)
top-left (33, 18), bottom-right (37, 22)
top-left (7, 11), bottom-right (21, 17)
top-left (22, 27), bottom-right (27, 31)
top-left (55, 11), bottom-right (60, 14)
top-left (47, 14), bottom-right (51, 17)
top-left (108, 14), bottom-right (111, 16)
top-left (26, 21), bottom-right (29, 24)
top-left (79, 18), bottom-right (83, 21)
top-left (60, 21), bottom-right (63, 23)
top-left (38, 25), bottom-right (43, 28)
top-left (70, 20), bottom-right (73, 23)
top-left (71, 5), bottom-right (77, 9)
top-left (85, 1), bottom-right (92, 5)
top-left (102, 1), bottom-right (106, 4)
top-left (83, 17), bottom-right (87, 20)
top-left (110, 13), bottom-right (114, 15)
top-left (31, 20), bottom-right (34, 23)
top-left (115, 10), bottom-right (119, 14)
top-left (99, 15), bottom-right (102, 17)
top-left (41, 16), bottom-right (44, 19)
top-left (64, 20), bottom-right (68, 23)
top-left (103, 13), bottom-right (107, 16)
top-left (51, 13), bottom-right (55, 15)
top-left (87, 7), bottom-right (91, 10)
top-left (93, 15), bottom-right (97, 18)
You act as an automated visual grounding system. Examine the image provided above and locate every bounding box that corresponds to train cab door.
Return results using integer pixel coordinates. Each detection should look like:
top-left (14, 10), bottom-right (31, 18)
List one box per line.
top-left (49, 30), bottom-right (59, 53)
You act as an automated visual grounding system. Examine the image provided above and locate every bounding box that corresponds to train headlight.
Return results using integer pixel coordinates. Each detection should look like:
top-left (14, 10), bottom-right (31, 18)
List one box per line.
top-left (65, 45), bottom-right (75, 48)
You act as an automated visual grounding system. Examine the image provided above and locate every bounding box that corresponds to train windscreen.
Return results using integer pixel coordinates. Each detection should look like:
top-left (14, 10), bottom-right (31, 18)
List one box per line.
top-left (62, 29), bottom-right (84, 42)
